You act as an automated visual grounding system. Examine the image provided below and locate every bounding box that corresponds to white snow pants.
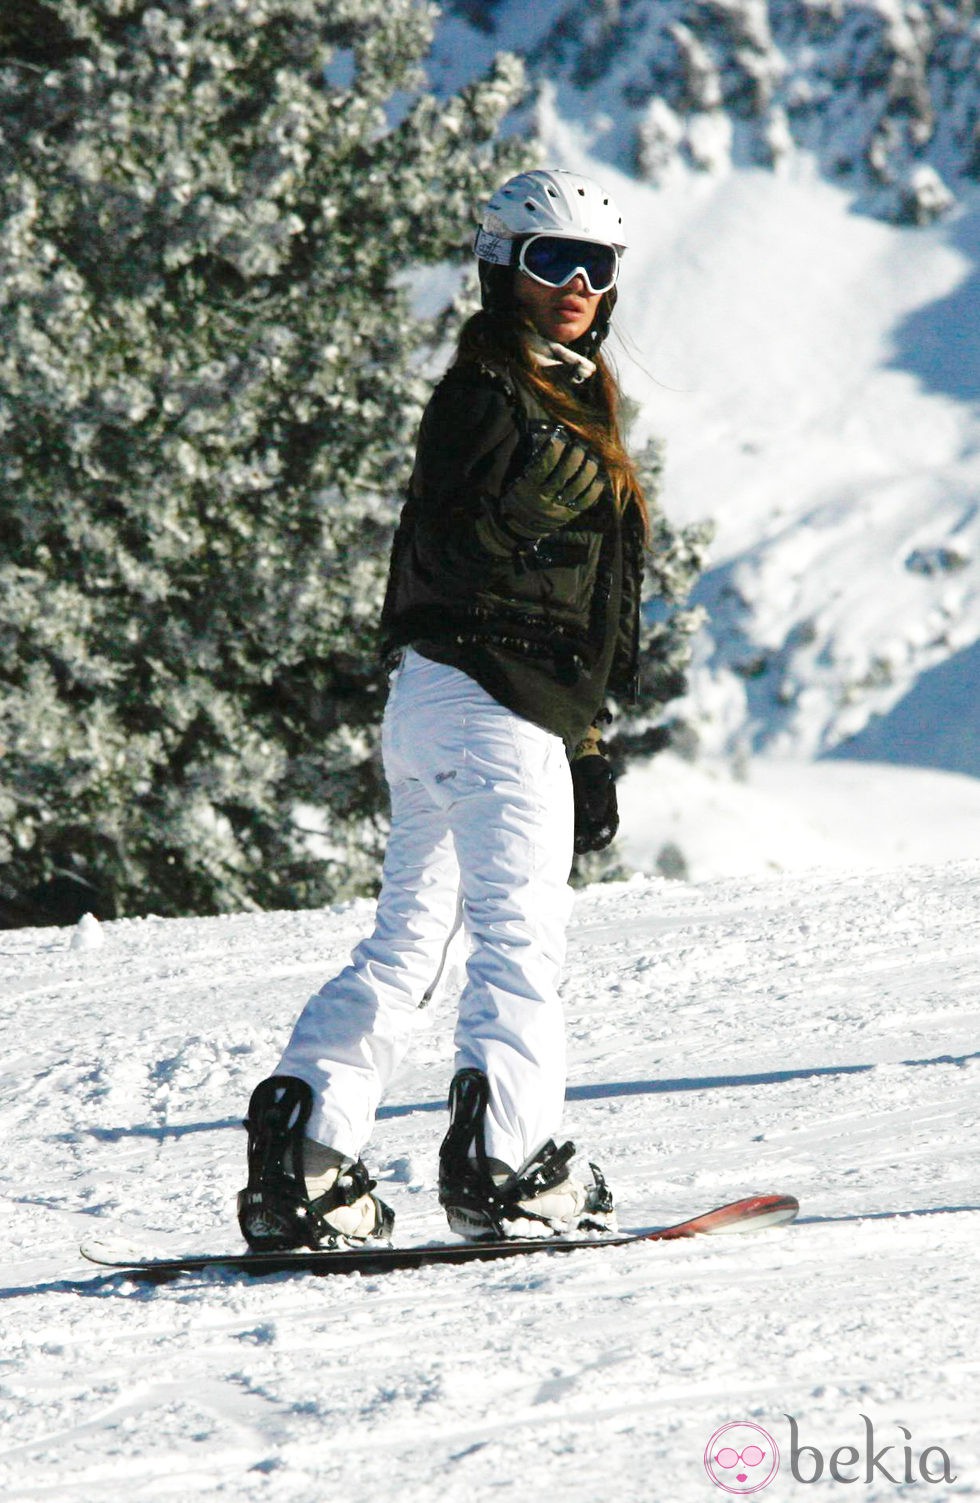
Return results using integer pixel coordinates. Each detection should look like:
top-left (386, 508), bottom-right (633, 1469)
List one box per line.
top-left (276, 648), bottom-right (575, 1171)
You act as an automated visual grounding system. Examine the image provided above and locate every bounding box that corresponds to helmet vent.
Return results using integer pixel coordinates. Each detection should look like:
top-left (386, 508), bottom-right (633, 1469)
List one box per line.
top-left (477, 169), bottom-right (628, 263)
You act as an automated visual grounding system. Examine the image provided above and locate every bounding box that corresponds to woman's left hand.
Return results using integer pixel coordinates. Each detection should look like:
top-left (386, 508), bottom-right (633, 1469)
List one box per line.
top-left (571, 752), bottom-right (619, 854)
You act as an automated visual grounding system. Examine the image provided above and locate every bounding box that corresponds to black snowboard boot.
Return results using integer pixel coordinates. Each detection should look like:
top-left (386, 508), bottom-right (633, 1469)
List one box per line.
top-left (437, 1068), bottom-right (615, 1240)
top-left (237, 1075), bottom-right (394, 1252)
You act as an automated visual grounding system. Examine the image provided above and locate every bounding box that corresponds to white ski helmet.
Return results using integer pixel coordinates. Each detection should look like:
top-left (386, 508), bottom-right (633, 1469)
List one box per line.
top-left (474, 168), bottom-right (627, 266)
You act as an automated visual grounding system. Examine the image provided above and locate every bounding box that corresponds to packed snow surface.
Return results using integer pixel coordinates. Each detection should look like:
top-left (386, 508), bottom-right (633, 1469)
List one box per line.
top-left (619, 754), bottom-right (980, 880)
top-left (2, 861), bottom-right (978, 1501)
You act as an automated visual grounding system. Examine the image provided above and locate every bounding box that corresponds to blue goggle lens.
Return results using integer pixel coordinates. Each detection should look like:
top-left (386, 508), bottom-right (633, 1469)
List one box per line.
top-left (519, 236), bottom-right (619, 295)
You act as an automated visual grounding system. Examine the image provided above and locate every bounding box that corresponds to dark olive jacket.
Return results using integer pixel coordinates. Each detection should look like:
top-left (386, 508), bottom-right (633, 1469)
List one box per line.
top-left (379, 358), bottom-right (644, 750)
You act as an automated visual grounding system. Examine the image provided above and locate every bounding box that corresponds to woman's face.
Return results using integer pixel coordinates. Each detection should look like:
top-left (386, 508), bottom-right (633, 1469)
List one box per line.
top-left (514, 270), bottom-right (601, 345)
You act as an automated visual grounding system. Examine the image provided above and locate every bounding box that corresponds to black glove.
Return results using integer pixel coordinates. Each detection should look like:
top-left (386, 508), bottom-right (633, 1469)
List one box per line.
top-left (571, 753), bottom-right (619, 855)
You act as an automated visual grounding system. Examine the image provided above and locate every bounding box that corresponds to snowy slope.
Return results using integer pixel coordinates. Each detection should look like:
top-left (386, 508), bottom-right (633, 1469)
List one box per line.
top-left (531, 98), bottom-right (980, 779)
top-left (618, 751), bottom-right (980, 880)
top-left (433, 1), bottom-right (980, 840)
top-left (2, 867), bottom-right (978, 1501)
top-left (525, 110), bottom-right (980, 872)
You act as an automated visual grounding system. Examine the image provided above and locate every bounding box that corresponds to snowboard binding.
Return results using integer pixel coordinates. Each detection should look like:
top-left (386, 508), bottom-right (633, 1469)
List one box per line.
top-left (237, 1075), bottom-right (394, 1252)
top-left (437, 1068), bottom-right (615, 1241)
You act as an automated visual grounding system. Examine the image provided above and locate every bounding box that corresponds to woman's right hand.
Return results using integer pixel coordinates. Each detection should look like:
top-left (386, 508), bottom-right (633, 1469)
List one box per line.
top-left (476, 423), bottom-right (607, 556)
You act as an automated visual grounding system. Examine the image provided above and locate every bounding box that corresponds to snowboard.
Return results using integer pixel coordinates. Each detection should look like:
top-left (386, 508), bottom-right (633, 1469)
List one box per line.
top-left (80, 1192), bottom-right (798, 1282)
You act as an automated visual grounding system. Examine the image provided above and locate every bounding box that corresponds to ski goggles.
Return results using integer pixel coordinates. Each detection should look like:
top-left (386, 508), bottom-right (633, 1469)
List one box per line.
top-left (517, 234), bottom-right (620, 295)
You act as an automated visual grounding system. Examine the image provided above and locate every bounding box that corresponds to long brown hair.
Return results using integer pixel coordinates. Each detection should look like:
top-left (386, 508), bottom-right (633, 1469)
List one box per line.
top-left (453, 309), bottom-right (649, 537)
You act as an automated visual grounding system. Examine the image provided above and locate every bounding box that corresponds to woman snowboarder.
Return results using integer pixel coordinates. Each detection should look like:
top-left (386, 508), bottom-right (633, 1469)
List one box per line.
top-left (238, 167), bottom-right (649, 1250)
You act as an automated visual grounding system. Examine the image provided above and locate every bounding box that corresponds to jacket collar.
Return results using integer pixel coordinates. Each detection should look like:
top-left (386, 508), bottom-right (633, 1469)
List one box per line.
top-left (525, 329), bottom-right (597, 386)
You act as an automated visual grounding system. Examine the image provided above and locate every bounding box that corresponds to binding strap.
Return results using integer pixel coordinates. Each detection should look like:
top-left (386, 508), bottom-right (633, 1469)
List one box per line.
top-left (438, 1068), bottom-right (580, 1235)
top-left (238, 1076), bottom-right (393, 1251)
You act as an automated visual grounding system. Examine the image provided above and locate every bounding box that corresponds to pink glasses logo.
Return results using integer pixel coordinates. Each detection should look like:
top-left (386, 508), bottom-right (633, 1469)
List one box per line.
top-left (705, 1422), bottom-right (780, 1495)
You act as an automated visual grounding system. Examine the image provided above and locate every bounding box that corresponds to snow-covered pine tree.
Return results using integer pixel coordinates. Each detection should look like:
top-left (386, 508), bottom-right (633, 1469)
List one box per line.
top-left (572, 433), bottom-right (713, 885)
top-left (624, 436), bottom-right (713, 749)
top-left (0, 0), bottom-right (526, 925)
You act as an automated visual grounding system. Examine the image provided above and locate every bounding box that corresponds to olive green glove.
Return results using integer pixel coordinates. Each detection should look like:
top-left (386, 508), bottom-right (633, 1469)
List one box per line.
top-left (476, 423), bottom-right (606, 558)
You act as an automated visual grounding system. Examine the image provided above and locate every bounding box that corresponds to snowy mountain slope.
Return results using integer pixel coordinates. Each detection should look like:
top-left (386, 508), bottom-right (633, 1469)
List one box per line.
top-left (1, 867), bottom-right (978, 1500)
top-left (532, 107), bottom-right (980, 787)
top-left (595, 149), bottom-right (980, 770)
top-left (444, 0), bottom-right (980, 221)
top-left (433, 4), bottom-right (980, 796)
